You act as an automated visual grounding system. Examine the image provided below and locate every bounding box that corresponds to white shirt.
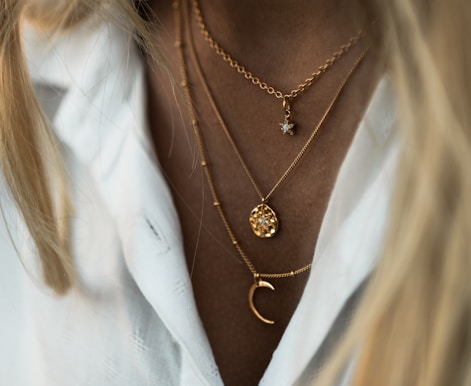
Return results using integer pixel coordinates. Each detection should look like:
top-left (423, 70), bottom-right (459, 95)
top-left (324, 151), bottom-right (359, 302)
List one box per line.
top-left (0, 17), bottom-right (397, 386)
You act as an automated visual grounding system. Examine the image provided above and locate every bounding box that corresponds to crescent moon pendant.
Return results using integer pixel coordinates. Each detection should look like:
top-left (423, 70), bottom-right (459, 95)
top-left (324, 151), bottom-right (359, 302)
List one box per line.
top-left (248, 280), bottom-right (275, 325)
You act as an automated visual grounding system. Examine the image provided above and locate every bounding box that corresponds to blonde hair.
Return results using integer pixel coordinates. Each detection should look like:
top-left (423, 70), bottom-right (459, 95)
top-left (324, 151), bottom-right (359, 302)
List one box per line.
top-left (0, 0), bottom-right (74, 293)
top-left (319, 0), bottom-right (471, 385)
top-left (1, 0), bottom-right (470, 384)
top-left (0, 0), bottom-right (164, 293)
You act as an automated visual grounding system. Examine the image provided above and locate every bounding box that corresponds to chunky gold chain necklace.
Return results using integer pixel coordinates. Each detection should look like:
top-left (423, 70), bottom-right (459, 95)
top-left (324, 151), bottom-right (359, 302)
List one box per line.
top-left (192, 0), bottom-right (364, 136)
top-left (175, 0), bottom-right (366, 324)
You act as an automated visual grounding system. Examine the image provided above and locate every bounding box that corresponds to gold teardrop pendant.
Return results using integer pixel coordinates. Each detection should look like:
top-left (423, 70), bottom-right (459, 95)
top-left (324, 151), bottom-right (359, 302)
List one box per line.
top-left (249, 203), bottom-right (279, 238)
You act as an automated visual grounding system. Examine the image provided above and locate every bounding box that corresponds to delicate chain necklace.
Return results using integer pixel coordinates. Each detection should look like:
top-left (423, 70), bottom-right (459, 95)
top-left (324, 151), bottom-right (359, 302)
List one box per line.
top-left (175, 0), bottom-right (367, 324)
top-left (192, 0), bottom-right (364, 136)
top-left (188, 2), bottom-right (368, 240)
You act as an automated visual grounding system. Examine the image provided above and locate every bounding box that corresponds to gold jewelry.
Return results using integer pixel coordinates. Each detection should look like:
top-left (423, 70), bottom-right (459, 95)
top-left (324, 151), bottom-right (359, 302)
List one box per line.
top-left (175, 0), bottom-right (367, 324)
top-left (186, 4), bottom-right (368, 240)
top-left (192, 0), bottom-right (364, 136)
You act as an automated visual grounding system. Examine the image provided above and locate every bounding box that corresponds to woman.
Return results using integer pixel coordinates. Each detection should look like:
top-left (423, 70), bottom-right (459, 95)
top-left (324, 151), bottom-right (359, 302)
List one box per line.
top-left (0, 0), bottom-right (470, 385)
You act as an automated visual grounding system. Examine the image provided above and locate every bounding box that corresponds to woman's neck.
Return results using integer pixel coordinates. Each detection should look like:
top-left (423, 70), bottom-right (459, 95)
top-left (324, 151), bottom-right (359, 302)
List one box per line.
top-left (191, 0), bottom-right (362, 89)
top-left (198, 0), bottom-right (357, 41)
top-left (145, 3), bottom-right (378, 386)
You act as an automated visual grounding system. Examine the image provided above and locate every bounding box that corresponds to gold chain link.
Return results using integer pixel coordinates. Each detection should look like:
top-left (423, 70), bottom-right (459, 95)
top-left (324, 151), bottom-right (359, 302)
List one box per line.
top-left (192, 0), bottom-right (364, 101)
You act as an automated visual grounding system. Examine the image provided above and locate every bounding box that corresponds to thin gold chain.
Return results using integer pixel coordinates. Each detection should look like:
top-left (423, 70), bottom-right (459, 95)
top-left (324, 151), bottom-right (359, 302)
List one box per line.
top-left (188, 3), bottom-right (368, 202)
top-left (192, 0), bottom-right (364, 101)
top-left (176, 0), bottom-right (311, 279)
top-left (175, 0), bottom-right (366, 280)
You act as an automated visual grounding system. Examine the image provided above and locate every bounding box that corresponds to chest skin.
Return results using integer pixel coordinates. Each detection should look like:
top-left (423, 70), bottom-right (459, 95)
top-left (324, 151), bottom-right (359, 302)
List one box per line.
top-left (145, 2), bottom-right (379, 384)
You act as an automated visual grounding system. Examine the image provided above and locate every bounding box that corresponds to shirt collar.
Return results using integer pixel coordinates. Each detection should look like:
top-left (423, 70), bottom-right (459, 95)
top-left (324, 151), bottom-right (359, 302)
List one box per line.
top-left (24, 18), bottom-right (223, 385)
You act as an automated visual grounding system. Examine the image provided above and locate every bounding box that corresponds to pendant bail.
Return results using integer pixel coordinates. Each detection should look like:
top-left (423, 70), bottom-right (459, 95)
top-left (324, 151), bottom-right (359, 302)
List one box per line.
top-left (282, 97), bottom-right (291, 119)
top-left (280, 97), bottom-right (295, 135)
top-left (253, 273), bottom-right (260, 284)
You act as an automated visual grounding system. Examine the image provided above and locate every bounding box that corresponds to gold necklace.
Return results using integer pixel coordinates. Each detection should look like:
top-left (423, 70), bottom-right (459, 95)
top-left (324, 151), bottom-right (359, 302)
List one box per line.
top-left (175, 0), bottom-right (367, 324)
top-left (187, 2), bottom-right (368, 240)
top-left (192, 0), bottom-right (364, 136)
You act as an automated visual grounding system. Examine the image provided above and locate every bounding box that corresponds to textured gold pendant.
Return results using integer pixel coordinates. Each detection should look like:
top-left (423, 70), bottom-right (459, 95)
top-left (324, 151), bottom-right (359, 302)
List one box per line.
top-left (249, 203), bottom-right (279, 238)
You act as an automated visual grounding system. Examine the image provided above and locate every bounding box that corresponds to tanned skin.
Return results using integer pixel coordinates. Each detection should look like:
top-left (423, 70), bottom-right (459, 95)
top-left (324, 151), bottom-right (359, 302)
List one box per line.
top-left (145, 1), bottom-right (379, 384)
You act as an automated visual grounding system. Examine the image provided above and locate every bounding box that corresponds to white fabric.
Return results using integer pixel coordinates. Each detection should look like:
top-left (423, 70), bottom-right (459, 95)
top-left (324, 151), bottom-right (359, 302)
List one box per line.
top-left (0, 18), bottom-right (398, 385)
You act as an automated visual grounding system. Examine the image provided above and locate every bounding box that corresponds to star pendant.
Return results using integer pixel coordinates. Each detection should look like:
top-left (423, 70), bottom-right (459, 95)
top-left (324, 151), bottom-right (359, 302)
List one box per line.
top-left (280, 118), bottom-right (295, 135)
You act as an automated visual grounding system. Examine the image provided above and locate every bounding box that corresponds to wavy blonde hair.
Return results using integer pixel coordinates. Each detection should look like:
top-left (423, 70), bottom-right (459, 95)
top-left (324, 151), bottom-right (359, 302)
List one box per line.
top-left (1, 0), bottom-right (470, 384)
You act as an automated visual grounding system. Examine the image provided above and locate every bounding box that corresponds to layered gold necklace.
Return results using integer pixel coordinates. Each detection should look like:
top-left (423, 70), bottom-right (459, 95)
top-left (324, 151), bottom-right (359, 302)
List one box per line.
top-left (191, 0), bottom-right (365, 239)
top-left (192, 0), bottom-right (364, 136)
top-left (174, 0), bottom-right (367, 324)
